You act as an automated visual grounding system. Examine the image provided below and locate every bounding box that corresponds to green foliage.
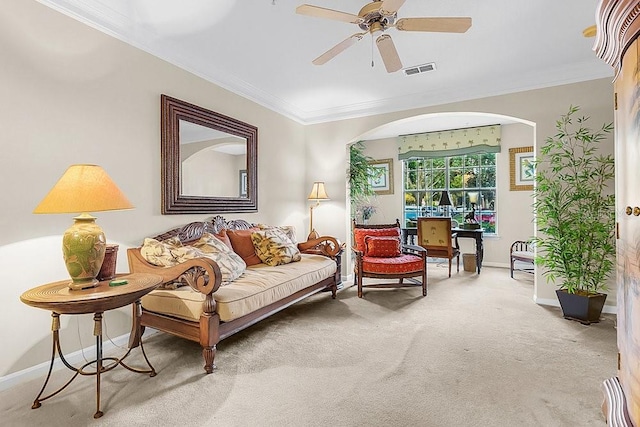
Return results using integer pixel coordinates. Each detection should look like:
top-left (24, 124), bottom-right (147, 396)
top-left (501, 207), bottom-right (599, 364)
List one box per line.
top-left (533, 106), bottom-right (615, 294)
top-left (348, 142), bottom-right (378, 211)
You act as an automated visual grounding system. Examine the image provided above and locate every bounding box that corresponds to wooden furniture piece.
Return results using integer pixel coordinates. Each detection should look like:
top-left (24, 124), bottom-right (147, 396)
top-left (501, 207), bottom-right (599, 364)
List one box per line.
top-left (509, 240), bottom-right (534, 278)
top-left (417, 217), bottom-right (460, 277)
top-left (20, 273), bottom-right (162, 419)
top-left (352, 219), bottom-right (427, 298)
top-left (595, 1), bottom-right (640, 424)
top-left (403, 226), bottom-right (484, 274)
top-left (127, 216), bottom-right (343, 374)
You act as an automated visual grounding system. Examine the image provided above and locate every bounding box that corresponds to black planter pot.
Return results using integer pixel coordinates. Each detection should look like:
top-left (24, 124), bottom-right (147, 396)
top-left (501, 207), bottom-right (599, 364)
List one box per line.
top-left (555, 289), bottom-right (607, 324)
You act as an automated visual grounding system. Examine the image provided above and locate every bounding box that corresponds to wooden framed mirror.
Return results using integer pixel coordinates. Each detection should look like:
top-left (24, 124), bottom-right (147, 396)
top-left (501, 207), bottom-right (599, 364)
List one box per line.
top-left (161, 94), bottom-right (258, 214)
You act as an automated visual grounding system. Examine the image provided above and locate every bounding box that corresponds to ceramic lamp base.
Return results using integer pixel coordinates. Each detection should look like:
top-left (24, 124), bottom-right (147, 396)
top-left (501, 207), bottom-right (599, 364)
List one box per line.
top-left (62, 213), bottom-right (106, 290)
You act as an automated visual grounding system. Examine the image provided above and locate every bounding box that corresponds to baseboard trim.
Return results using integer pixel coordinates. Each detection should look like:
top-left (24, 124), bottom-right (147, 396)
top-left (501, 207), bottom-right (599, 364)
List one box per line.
top-left (0, 328), bottom-right (158, 392)
top-left (535, 297), bottom-right (617, 314)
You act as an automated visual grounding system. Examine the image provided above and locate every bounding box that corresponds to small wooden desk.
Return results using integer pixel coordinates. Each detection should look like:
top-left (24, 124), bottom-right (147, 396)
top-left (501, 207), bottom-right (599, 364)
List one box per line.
top-left (20, 273), bottom-right (162, 419)
top-left (402, 227), bottom-right (484, 274)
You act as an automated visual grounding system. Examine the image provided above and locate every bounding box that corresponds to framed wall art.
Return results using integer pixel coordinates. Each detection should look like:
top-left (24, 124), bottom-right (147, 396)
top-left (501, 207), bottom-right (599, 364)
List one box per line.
top-left (239, 169), bottom-right (247, 197)
top-left (368, 158), bottom-right (394, 195)
top-left (509, 146), bottom-right (534, 191)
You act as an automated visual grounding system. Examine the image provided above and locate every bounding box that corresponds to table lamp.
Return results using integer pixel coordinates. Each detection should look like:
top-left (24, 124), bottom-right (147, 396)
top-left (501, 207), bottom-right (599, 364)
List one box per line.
top-left (33, 164), bottom-right (134, 290)
top-left (468, 192), bottom-right (479, 221)
top-left (307, 181), bottom-right (329, 240)
top-left (439, 190), bottom-right (452, 216)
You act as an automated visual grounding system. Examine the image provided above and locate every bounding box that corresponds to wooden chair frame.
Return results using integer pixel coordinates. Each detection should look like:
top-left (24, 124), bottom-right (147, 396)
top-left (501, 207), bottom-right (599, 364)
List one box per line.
top-left (417, 217), bottom-right (460, 277)
top-left (352, 219), bottom-right (427, 298)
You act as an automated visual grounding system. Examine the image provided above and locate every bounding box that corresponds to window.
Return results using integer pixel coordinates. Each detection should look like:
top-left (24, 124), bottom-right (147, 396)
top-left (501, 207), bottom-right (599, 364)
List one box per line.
top-left (403, 154), bottom-right (497, 233)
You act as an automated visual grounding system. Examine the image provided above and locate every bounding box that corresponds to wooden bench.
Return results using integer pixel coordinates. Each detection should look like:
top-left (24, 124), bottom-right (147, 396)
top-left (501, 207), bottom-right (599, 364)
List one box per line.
top-left (510, 240), bottom-right (534, 278)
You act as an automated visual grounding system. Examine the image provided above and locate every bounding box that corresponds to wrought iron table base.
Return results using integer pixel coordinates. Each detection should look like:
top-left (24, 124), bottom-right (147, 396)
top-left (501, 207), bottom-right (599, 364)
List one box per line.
top-left (32, 302), bottom-right (156, 419)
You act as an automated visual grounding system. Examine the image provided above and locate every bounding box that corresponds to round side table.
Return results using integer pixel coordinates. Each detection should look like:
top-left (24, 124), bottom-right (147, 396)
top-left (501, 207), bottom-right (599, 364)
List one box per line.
top-left (20, 272), bottom-right (163, 419)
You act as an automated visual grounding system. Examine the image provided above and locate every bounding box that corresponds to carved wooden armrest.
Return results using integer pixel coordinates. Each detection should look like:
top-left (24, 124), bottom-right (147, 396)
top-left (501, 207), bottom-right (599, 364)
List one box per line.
top-left (127, 248), bottom-right (222, 295)
top-left (175, 258), bottom-right (222, 296)
top-left (403, 243), bottom-right (426, 253)
top-left (298, 236), bottom-right (343, 258)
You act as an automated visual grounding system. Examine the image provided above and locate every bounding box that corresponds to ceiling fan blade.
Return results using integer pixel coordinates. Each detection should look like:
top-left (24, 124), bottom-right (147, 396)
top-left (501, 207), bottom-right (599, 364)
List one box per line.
top-left (296, 4), bottom-right (362, 24)
top-left (313, 33), bottom-right (366, 65)
top-left (583, 25), bottom-right (596, 37)
top-left (396, 17), bottom-right (472, 33)
top-left (380, 0), bottom-right (406, 16)
top-left (376, 34), bottom-right (402, 73)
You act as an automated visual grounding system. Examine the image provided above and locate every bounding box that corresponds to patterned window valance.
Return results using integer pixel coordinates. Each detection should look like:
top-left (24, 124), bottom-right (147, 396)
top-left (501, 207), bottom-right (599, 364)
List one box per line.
top-left (397, 125), bottom-right (501, 160)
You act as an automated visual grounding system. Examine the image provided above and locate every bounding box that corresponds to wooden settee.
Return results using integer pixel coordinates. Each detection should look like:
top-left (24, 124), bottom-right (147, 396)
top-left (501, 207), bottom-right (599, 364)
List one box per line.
top-left (127, 216), bottom-right (342, 373)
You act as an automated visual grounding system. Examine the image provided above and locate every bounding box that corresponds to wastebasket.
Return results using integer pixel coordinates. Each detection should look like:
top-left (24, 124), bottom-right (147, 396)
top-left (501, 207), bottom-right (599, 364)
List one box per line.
top-left (463, 253), bottom-right (476, 272)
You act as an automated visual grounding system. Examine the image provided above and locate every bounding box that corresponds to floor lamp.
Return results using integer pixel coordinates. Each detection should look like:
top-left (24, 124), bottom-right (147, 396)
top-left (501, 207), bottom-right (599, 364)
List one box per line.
top-left (307, 181), bottom-right (329, 240)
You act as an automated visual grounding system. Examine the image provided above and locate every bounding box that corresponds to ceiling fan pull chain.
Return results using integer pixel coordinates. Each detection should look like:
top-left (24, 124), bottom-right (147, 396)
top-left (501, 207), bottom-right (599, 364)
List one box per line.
top-left (371, 34), bottom-right (374, 68)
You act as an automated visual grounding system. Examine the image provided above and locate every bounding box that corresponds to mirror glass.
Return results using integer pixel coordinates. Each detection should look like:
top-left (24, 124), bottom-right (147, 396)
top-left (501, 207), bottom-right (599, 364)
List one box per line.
top-left (179, 120), bottom-right (247, 198)
top-left (161, 95), bottom-right (258, 214)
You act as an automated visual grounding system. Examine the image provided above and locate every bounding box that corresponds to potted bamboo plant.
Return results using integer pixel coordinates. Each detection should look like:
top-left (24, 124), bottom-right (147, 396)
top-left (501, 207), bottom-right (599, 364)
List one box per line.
top-left (348, 141), bottom-right (379, 222)
top-left (533, 106), bottom-right (615, 324)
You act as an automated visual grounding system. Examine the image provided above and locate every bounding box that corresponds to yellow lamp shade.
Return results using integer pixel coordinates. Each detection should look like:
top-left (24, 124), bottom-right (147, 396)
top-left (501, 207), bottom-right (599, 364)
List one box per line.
top-left (308, 181), bottom-right (330, 201)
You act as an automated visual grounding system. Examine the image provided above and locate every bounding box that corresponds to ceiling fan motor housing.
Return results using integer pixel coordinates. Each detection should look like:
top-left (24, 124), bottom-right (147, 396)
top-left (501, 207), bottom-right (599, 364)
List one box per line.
top-left (358, 2), bottom-right (396, 32)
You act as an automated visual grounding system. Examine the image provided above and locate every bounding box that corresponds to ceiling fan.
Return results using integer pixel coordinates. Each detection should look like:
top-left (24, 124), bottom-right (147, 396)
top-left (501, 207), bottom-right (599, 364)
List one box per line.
top-left (296, 0), bottom-right (472, 73)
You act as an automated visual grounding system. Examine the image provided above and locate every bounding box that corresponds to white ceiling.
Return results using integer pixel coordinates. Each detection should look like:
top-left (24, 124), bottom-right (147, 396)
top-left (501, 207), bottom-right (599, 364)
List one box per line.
top-left (39, 0), bottom-right (613, 126)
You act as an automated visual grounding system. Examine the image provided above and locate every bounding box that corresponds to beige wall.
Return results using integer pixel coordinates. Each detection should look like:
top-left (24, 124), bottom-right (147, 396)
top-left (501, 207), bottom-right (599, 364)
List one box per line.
top-left (0, 0), bottom-right (306, 377)
top-left (0, 0), bottom-right (616, 380)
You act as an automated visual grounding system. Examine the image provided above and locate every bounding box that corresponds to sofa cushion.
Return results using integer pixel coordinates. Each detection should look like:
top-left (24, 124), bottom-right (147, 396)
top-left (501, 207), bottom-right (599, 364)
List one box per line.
top-left (353, 227), bottom-right (401, 253)
top-left (227, 228), bottom-right (263, 266)
top-left (141, 254), bottom-right (336, 322)
top-left (364, 236), bottom-right (401, 257)
top-left (171, 233), bottom-right (246, 285)
top-left (140, 237), bottom-right (182, 267)
top-left (214, 229), bottom-right (233, 251)
top-left (251, 229), bottom-right (301, 266)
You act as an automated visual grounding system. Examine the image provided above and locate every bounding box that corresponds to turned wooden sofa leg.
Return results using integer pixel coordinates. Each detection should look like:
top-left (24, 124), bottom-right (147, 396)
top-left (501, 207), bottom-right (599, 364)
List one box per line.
top-left (200, 311), bottom-right (220, 374)
top-left (202, 345), bottom-right (217, 374)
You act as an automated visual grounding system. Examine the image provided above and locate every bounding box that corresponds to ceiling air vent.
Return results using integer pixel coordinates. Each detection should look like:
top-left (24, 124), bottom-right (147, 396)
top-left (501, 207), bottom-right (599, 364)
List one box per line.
top-left (403, 62), bottom-right (436, 76)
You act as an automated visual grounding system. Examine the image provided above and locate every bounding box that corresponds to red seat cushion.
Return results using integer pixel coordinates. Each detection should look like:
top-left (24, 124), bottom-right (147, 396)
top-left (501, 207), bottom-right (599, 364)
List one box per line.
top-left (354, 227), bottom-right (401, 253)
top-left (362, 254), bottom-right (424, 275)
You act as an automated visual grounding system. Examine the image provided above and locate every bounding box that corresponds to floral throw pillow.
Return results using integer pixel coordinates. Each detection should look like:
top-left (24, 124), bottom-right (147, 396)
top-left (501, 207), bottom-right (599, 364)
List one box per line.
top-left (171, 233), bottom-right (246, 285)
top-left (251, 229), bottom-right (301, 266)
top-left (256, 224), bottom-right (298, 244)
top-left (140, 237), bottom-right (182, 267)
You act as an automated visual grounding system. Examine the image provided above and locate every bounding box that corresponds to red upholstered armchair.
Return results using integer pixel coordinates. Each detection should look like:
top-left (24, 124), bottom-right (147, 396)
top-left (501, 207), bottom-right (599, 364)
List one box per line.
top-left (352, 219), bottom-right (427, 298)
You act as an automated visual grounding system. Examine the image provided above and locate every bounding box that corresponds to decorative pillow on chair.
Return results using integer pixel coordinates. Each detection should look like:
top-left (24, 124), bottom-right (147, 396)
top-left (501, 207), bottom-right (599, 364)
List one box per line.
top-left (171, 233), bottom-right (246, 285)
top-left (140, 237), bottom-right (182, 267)
top-left (226, 228), bottom-right (263, 266)
top-left (251, 228), bottom-right (301, 266)
top-left (353, 227), bottom-right (401, 253)
top-left (364, 236), bottom-right (401, 257)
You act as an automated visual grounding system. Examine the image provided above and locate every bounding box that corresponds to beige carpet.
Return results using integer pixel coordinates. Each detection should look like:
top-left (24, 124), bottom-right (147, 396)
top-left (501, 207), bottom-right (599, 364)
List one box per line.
top-left (0, 266), bottom-right (617, 426)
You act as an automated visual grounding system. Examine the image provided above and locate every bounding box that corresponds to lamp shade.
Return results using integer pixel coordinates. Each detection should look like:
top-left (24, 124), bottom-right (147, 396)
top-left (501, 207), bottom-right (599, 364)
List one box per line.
top-left (468, 192), bottom-right (479, 204)
top-left (439, 191), bottom-right (452, 207)
top-left (308, 182), bottom-right (330, 201)
top-left (34, 164), bottom-right (133, 214)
